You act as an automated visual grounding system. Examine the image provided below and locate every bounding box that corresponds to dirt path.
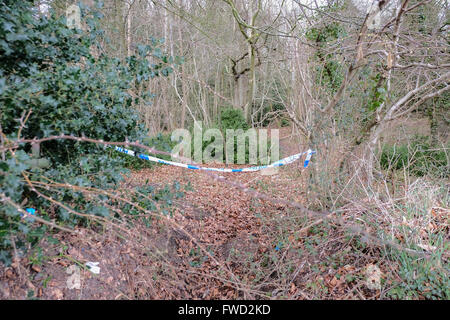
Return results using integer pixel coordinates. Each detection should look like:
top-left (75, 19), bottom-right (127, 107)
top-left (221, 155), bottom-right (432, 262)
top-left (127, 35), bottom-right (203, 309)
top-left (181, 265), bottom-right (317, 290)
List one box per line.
top-left (0, 131), bottom-right (316, 299)
top-left (1, 127), bottom-right (384, 299)
top-left (121, 151), bottom-right (312, 299)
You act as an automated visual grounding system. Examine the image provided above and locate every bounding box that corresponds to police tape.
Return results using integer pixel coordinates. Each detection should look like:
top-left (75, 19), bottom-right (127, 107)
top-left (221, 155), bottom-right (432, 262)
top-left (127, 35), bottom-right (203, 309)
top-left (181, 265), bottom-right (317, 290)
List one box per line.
top-left (115, 146), bottom-right (315, 172)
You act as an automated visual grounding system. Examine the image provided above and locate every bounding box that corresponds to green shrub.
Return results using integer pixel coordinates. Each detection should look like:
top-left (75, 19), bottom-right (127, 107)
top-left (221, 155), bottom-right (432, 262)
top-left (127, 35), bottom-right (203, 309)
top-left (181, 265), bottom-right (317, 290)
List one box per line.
top-left (380, 136), bottom-right (448, 178)
top-left (0, 1), bottom-right (176, 265)
top-left (208, 107), bottom-right (275, 164)
top-left (186, 108), bottom-right (276, 165)
top-left (280, 118), bottom-right (290, 127)
top-left (387, 250), bottom-right (449, 300)
top-left (219, 107), bottom-right (249, 132)
top-left (380, 144), bottom-right (410, 171)
top-left (306, 22), bottom-right (346, 94)
top-left (255, 103), bottom-right (289, 127)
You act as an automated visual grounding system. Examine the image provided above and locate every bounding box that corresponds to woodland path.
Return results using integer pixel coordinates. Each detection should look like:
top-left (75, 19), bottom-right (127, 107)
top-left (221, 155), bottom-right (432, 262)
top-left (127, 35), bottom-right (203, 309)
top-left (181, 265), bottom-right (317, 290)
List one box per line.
top-left (1, 128), bottom-right (377, 299)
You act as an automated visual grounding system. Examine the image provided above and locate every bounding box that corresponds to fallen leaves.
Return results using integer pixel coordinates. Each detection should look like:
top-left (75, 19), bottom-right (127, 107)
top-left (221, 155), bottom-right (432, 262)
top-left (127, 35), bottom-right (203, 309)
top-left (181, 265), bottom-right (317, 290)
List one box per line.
top-left (5, 268), bottom-right (15, 279)
top-left (31, 265), bottom-right (41, 273)
top-left (51, 288), bottom-right (64, 300)
top-left (1, 132), bottom-right (423, 300)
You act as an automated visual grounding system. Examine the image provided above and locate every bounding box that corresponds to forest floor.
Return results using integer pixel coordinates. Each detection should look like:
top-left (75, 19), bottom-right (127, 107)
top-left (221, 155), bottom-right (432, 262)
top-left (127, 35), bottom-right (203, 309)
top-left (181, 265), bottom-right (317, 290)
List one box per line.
top-left (1, 127), bottom-right (446, 300)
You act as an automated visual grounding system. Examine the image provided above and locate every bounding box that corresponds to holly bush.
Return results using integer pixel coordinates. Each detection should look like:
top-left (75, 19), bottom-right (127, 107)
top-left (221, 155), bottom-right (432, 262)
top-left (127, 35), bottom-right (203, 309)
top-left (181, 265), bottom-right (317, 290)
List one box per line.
top-left (0, 1), bottom-right (176, 265)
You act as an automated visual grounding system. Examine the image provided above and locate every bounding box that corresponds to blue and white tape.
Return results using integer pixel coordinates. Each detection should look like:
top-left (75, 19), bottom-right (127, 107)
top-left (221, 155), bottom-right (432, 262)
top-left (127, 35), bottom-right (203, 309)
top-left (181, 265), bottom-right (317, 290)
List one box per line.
top-left (115, 146), bottom-right (315, 172)
top-left (20, 208), bottom-right (36, 221)
top-left (303, 150), bottom-right (313, 168)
